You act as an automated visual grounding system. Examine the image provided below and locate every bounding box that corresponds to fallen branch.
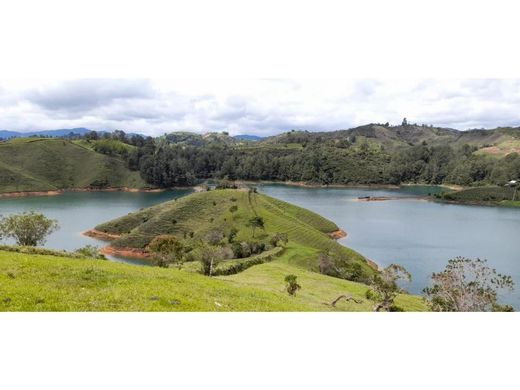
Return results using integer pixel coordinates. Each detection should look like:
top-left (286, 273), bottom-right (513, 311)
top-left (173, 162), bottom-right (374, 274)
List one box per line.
top-left (331, 294), bottom-right (363, 306)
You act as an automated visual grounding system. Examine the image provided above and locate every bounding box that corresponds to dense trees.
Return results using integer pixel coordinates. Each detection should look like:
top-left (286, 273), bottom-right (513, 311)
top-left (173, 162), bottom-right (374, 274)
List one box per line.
top-left (78, 129), bottom-right (520, 188)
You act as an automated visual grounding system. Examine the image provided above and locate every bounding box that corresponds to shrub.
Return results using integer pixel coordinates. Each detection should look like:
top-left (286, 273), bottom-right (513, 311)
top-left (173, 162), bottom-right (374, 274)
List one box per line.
top-left (75, 245), bottom-right (106, 259)
top-left (285, 274), bottom-right (301, 296)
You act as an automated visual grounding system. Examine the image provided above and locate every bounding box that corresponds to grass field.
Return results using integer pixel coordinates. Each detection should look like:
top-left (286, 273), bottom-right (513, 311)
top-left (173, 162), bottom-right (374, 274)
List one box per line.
top-left (0, 250), bottom-right (427, 311)
top-left (0, 138), bottom-right (146, 193)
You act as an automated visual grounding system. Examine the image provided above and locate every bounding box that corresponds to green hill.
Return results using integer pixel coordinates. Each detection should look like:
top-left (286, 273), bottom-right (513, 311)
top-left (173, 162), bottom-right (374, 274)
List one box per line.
top-left (0, 138), bottom-right (147, 193)
top-left (262, 124), bottom-right (520, 153)
top-left (0, 249), bottom-right (426, 311)
top-left (94, 188), bottom-right (373, 280)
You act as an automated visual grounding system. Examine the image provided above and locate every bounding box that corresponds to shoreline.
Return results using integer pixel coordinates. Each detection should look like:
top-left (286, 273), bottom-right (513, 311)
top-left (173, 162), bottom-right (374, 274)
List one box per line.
top-left (328, 229), bottom-right (347, 239)
top-left (0, 186), bottom-right (166, 199)
top-left (83, 229), bottom-right (122, 241)
top-left (83, 229), bottom-right (152, 259)
top-left (100, 245), bottom-right (152, 259)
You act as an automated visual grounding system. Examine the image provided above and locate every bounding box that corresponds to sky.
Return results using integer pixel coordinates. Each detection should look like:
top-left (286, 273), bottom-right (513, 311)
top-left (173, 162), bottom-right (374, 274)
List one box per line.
top-left (1, 79), bottom-right (520, 136)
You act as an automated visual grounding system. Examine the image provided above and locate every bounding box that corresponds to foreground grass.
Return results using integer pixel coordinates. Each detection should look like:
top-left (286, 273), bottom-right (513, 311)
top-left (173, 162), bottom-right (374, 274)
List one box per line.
top-left (0, 251), bottom-right (313, 311)
top-left (0, 249), bottom-right (427, 311)
top-left (221, 251), bottom-right (427, 312)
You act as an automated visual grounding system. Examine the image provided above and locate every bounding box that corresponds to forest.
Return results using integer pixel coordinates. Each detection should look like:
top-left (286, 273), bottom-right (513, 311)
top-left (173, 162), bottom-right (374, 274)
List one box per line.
top-left (79, 125), bottom-right (520, 188)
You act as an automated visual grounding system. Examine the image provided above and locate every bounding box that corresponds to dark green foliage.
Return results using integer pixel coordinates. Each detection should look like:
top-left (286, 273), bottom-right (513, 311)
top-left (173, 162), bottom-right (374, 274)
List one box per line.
top-left (227, 228), bottom-right (238, 243)
top-left (248, 216), bottom-right (265, 238)
top-left (285, 274), bottom-right (301, 296)
top-left (147, 235), bottom-right (191, 268)
top-left (441, 186), bottom-right (515, 203)
top-left (125, 125), bottom-right (520, 188)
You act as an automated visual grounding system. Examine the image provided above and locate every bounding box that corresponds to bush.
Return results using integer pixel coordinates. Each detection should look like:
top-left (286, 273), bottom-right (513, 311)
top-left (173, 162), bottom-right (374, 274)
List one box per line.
top-left (75, 245), bottom-right (106, 259)
top-left (285, 274), bottom-right (301, 296)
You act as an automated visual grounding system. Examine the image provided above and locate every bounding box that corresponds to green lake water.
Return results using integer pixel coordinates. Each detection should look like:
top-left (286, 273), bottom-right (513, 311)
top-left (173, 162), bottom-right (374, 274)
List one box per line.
top-left (0, 185), bottom-right (518, 308)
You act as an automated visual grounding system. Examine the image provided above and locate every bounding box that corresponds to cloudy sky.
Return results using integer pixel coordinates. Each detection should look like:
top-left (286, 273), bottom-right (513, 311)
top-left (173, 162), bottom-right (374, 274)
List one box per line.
top-left (1, 79), bottom-right (519, 136)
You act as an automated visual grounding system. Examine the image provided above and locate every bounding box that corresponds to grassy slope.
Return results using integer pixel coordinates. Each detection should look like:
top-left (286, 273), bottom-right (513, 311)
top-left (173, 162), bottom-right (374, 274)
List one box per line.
top-left (96, 189), bottom-right (371, 275)
top-left (0, 250), bottom-right (427, 311)
top-left (0, 138), bottom-right (146, 193)
top-left (440, 186), bottom-right (519, 206)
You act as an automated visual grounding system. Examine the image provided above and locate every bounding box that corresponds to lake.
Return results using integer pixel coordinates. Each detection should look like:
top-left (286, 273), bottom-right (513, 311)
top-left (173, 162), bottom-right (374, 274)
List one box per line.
top-left (0, 185), bottom-right (519, 308)
top-left (258, 184), bottom-right (520, 308)
top-left (0, 190), bottom-right (192, 265)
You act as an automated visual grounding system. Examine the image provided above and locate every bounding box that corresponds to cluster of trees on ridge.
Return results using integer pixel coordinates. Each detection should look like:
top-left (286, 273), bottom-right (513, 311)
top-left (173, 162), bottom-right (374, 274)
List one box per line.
top-left (0, 211), bottom-right (515, 312)
top-left (77, 127), bottom-right (520, 188)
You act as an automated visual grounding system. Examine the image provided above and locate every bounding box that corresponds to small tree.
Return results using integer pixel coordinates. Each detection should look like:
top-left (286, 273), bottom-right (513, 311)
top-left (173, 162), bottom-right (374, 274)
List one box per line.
top-left (200, 245), bottom-right (226, 276)
top-left (270, 232), bottom-right (288, 247)
top-left (0, 212), bottom-right (58, 246)
top-left (285, 274), bottom-right (301, 296)
top-left (423, 257), bottom-right (514, 312)
top-left (229, 205), bottom-right (238, 214)
top-left (75, 245), bottom-right (106, 259)
top-left (227, 228), bottom-right (238, 243)
top-left (248, 216), bottom-right (264, 238)
top-left (147, 235), bottom-right (189, 268)
top-left (367, 264), bottom-right (411, 312)
top-left (205, 229), bottom-right (224, 245)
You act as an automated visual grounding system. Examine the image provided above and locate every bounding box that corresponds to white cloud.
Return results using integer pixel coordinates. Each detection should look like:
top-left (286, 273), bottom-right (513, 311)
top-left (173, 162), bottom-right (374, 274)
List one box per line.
top-left (0, 79), bottom-right (519, 136)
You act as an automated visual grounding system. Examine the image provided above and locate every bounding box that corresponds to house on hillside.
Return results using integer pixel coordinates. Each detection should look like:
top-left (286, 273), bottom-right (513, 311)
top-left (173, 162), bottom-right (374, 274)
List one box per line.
top-left (505, 180), bottom-right (517, 187)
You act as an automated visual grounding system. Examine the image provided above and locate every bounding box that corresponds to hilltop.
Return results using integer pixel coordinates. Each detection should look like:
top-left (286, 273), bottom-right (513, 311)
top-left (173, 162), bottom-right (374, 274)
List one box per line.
top-left (0, 138), bottom-right (147, 194)
top-left (91, 188), bottom-right (374, 281)
top-left (262, 124), bottom-right (520, 155)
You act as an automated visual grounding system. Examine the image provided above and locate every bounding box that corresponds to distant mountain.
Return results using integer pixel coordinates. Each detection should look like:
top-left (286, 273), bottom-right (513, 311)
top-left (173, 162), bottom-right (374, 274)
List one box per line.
top-left (262, 124), bottom-right (520, 155)
top-left (233, 134), bottom-right (264, 141)
top-left (0, 128), bottom-right (92, 139)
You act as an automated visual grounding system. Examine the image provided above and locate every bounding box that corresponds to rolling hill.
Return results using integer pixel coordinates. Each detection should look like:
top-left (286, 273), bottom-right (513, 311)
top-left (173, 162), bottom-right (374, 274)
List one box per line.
top-left (262, 124), bottom-right (520, 155)
top-left (0, 128), bottom-right (92, 139)
top-left (92, 188), bottom-right (375, 281)
top-left (0, 138), bottom-right (147, 194)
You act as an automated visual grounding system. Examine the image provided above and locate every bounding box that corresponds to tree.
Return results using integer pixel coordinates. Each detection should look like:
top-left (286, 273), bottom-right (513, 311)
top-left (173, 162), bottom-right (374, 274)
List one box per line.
top-left (270, 232), bottom-right (288, 247)
top-left (229, 205), bottom-right (238, 214)
top-left (423, 257), bottom-right (514, 312)
top-left (367, 264), bottom-right (411, 312)
top-left (227, 228), bottom-right (238, 243)
top-left (200, 245), bottom-right (227, 276)
top-left (205, 229), bottom-right (224, 245)
top-left (0, 212), bottom-right (58, 246)
top-left (147, 235), bottom-right (189, 268)
top-left (285, 274), bottom-right (301, 296)
top-left (248, 216), bottom-right (264, 238)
